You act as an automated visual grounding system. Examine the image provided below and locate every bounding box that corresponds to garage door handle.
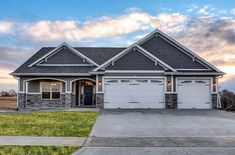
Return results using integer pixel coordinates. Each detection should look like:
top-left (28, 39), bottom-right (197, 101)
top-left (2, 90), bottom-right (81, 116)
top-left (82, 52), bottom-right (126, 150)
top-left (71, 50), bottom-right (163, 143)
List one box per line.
top-left (158, 102), bottom-right (164, 103)
top-left (178, 84), bottom-right (182, 86)
top-left (129, 102), bottom-right (140, 103)
top-left (104, 102), bottom-right (110, 103)
top-left (205, 102), bottom-right (210, 104)
top-left (178, 102), bottom-right (183, 104)
top-left (129, 84), bottom-right (139, 85)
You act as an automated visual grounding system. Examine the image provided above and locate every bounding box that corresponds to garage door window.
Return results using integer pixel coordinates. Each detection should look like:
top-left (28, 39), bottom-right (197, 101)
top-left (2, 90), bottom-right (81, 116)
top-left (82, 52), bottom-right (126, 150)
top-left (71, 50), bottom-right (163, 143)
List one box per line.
top-left (151, 80), bottom-right (162, 83)
top-left (195, 80), bottom-right (206, 83)
top-left (181, 80), bottom-right (192, 83)
top-left (121, 79), bottom-right (131, 83)
top-left (136, 80), bottom-right (148, 83)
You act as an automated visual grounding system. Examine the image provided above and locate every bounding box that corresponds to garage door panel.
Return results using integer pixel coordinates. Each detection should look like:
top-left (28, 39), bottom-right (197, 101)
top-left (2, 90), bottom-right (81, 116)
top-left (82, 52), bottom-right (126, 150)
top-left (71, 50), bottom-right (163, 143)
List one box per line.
top-left (104, 78), bottom-right (165, 109)
top-left (177, 79), bottom-right (211, 109)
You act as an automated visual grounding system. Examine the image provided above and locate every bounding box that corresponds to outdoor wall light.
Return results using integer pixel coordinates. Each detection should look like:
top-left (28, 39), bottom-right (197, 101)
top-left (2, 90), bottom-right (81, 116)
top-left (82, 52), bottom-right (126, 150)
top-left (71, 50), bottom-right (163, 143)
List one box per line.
top-left (167, 81), bottom-right (171, 86)
top-left (98, 81), bottom-right (102, 86)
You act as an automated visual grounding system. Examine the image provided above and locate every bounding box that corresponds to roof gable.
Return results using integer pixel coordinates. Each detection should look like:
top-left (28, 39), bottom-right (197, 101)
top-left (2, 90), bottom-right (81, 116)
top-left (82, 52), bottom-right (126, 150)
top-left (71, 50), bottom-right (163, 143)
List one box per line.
top-left (93, 44), bottom-right (176, 72)
top-left (39, 47), bottom-right (90, 65)
top-left (28, 43), bottom-right (98, 67)
top-left (105, 48), bottom-right (165, 70)
top-left (137, 29), bottom-right (223, 72)
top-left (140, 35), bottom-right (208, 69)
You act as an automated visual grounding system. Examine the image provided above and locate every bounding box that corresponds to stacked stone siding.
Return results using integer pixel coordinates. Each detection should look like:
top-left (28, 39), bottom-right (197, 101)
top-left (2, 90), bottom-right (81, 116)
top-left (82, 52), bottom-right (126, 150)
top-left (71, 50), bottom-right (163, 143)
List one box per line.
top-left (18, 93), bottom-right (26, 110)
top-left (26, 94), bottom-right (69, 108)
top-left (96, 93), bottom-right (104, 108)
top-left (212, 94), bottom-right (217, 109)
top-left (165, 93), bottom-right (177, 109)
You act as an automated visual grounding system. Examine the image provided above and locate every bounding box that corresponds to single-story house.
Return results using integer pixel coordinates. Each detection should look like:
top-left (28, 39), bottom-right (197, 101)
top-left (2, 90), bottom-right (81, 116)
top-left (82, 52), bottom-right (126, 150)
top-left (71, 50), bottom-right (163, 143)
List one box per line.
top-left (11, 29), bottom-right (224, 110)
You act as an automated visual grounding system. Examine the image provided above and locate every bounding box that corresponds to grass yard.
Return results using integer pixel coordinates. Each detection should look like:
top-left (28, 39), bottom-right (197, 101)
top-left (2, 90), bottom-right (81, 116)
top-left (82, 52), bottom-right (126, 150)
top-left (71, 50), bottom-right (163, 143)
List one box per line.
top-left (0, 97), bottom-right (17, 110)
top-left (0, 146), bottom-right (80, 155)
top-left (0, 112), bottom-right (98, 137)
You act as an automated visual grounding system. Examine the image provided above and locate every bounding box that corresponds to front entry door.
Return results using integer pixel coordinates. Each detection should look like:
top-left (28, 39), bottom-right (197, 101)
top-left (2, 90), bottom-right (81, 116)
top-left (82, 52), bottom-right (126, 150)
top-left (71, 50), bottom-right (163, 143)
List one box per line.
top-left (84, 86), bottom-right (93, 105)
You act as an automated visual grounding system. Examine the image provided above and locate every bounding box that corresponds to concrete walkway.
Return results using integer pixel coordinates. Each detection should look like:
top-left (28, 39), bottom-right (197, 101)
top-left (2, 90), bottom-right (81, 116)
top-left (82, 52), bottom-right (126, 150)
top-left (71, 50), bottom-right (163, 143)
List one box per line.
top-left (0, 136), bottom-right (86, 146)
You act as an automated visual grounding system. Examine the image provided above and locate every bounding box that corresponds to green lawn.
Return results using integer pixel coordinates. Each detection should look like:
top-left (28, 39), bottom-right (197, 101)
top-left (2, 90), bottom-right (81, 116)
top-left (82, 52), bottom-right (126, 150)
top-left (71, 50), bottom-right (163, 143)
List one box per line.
top-left (0, 112), bottom-right (98, 137)
top-left (0, 146), bottom-right (80, 155)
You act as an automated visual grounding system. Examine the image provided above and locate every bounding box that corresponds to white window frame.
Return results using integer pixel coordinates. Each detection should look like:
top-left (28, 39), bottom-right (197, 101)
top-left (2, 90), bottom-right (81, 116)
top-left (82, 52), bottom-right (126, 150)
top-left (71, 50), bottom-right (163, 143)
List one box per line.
top-left (40, 82), bottom-right (62, 100)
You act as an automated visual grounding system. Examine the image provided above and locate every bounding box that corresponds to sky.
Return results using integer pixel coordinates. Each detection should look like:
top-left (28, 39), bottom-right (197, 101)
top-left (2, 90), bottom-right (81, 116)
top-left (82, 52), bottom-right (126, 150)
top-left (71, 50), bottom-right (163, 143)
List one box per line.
top-left (0, 0), bottom-right (235, 92)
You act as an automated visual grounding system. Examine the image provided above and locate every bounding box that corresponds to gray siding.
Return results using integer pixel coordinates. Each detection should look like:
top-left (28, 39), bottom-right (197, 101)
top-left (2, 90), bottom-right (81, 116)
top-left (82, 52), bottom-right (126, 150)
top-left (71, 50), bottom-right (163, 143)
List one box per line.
top-left (105, 49), bottom-right (165, 70)
top-left (141, 36), bottom-right (208, 69)
top-left (41, 48), bottom-right (89, 64)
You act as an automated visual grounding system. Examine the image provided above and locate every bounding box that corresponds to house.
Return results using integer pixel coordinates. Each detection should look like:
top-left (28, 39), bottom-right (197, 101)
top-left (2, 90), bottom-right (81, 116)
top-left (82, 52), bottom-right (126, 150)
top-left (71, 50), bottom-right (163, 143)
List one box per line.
top-left (11, 29), bottom-right (224, 110)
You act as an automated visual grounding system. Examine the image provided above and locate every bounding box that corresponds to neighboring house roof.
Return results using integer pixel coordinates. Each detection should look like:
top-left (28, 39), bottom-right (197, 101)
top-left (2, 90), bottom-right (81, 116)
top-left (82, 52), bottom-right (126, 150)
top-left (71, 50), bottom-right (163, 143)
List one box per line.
top-left (11, 29), bottom-right (224, 76)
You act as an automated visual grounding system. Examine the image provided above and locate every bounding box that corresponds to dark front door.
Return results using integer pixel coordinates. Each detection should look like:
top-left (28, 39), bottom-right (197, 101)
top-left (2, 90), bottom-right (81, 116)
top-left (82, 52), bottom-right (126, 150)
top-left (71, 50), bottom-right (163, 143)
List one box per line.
top-left (84, 86), bottom-right (93, 105)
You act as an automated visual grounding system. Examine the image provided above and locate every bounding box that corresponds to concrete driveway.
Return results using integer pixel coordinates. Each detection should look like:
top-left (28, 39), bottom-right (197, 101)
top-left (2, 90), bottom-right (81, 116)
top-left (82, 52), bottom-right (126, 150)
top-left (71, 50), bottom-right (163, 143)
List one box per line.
top-left (91, 109), bottom-right (235, 137)
top-left (74, 110), bottom-right (235, 155)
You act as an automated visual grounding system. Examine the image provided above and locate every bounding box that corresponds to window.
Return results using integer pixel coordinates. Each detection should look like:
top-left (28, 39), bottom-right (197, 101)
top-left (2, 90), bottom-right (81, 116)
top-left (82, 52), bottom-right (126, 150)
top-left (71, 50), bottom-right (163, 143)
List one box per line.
top-left (41, 82), bottom-right (62, 100)
top-left (136, 80), bottom-right (148, 83)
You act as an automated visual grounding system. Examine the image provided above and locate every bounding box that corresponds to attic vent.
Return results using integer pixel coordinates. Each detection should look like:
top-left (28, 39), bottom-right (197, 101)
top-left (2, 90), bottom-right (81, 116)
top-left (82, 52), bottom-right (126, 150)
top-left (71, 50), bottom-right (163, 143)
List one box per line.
top-left (63, 46), bottom-right (67, 50)
top-left (192, 57), bottom-right (195, 62)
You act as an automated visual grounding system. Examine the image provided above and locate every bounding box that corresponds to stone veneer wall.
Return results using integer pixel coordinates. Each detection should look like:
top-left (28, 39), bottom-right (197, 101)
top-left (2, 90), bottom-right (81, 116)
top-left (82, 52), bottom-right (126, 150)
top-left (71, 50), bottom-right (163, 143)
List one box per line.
top-left (165, 93), bottom-right (177, 109)
top-left (18, 93), bottom-right (26, 110)
top-left (96, 93), bottom-right (104, 108)
top-left (26, 94), bottom-right (70, 108)
top-left (212, 94), bottom-right (217, 109)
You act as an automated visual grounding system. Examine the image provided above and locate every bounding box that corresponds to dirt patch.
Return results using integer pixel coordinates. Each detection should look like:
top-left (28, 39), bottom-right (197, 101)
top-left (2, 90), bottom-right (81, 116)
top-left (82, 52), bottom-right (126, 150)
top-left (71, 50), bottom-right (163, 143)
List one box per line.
top-left (0, 97), bottom-right (17, 110)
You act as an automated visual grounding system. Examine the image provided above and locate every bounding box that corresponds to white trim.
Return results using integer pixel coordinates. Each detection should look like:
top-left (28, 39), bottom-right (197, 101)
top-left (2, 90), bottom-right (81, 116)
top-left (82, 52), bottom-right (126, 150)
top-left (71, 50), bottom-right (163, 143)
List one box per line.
top-left (171, 75), bottom-right (173, 92)
top-left (11, 73), bottom-right (91, 76)
top-left (23, 77), bottom-right (67, 93)
top-left (36, 64), bottom-right (95, 67)
top-left (164, 72), bottom-right (224, 75)
top-left (70, 78), bottom-right (96, 95)
top-left (136, 29), bottom-right (223, 73)
top-left (136, 45), bottom-right (176, 71)
top-left (176, 69), bottom-right (212, 71)
top-left (27, 93), bottom-right (41, 94)
top-left (28, 42), bottom-right (98, 67)
top-left (93, 44), bottom-right (176, 72)
top-left (105, 70), bottom-right (165, 73)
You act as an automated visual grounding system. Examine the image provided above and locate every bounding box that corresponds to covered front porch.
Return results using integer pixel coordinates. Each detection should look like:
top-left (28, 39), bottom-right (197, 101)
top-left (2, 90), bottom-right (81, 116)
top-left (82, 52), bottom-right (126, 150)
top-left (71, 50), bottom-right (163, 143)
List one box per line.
top-left (17, 76), bottom-right (104, 110)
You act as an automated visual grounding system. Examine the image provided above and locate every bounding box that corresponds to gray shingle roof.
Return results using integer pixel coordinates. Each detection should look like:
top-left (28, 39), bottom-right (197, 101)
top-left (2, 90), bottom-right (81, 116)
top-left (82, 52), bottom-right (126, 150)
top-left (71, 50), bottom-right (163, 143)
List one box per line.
top-left (12, 47), bottom-right (125, 75)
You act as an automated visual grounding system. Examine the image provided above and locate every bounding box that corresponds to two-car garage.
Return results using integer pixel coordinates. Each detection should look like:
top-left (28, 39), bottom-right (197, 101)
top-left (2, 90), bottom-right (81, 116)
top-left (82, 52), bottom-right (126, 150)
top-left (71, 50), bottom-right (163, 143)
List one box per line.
top-left (103, 77), bottom-right (213, 109)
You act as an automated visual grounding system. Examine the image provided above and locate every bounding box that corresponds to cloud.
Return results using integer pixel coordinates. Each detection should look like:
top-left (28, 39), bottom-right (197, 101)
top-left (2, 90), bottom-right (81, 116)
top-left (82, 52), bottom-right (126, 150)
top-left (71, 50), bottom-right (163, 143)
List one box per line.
top-left (231, 8), bottom-right (235, 14)
top-left (0, 21), bottom-right (14, 34)
top-left (0, 47), bottom-right (33, 70)
top-left (0, 13), bottom-right (187, 43)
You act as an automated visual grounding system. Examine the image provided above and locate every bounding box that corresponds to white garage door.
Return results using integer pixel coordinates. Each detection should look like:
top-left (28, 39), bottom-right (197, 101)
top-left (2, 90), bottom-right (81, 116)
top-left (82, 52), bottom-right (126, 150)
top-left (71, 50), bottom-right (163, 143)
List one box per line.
top-left (177, 79), bottom-right (211, 109)
top-left (104, 78), bottom-right (165, 109)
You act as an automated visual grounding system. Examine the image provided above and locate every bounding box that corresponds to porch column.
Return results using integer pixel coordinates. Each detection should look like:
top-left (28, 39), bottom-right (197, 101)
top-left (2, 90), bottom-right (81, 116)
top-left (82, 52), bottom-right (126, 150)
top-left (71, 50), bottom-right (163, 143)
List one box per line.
top-left (65, 80), bottom-right (73, 108)
top-left (17, 79), bottom-right (27, 111)
top-left (96, 75), bottom-right (104, 108)
top-left (165, 75), bottom-right (177, 109)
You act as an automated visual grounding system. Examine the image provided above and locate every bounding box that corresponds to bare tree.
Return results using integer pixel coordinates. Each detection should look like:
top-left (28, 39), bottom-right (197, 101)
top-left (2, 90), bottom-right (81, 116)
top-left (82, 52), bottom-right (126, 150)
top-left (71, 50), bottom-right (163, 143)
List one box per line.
top-left (8, 89), bottom-right (17, 96)
top-left (220, 89), bottom-right (235, 110)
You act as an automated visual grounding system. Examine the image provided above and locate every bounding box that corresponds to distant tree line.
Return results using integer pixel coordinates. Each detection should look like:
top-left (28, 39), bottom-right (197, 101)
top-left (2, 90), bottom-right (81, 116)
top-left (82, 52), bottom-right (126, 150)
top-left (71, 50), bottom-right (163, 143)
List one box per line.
top-left (0, 89), bottom-right (17, 97)
top-left (220, 89), bottom-right (235, 110)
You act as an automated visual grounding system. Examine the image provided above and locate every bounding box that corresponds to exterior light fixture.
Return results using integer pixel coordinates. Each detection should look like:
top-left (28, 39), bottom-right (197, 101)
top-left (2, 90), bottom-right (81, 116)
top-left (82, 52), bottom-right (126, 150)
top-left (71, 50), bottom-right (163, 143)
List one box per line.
top-left (98, 81), bottom-right (102, 86)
